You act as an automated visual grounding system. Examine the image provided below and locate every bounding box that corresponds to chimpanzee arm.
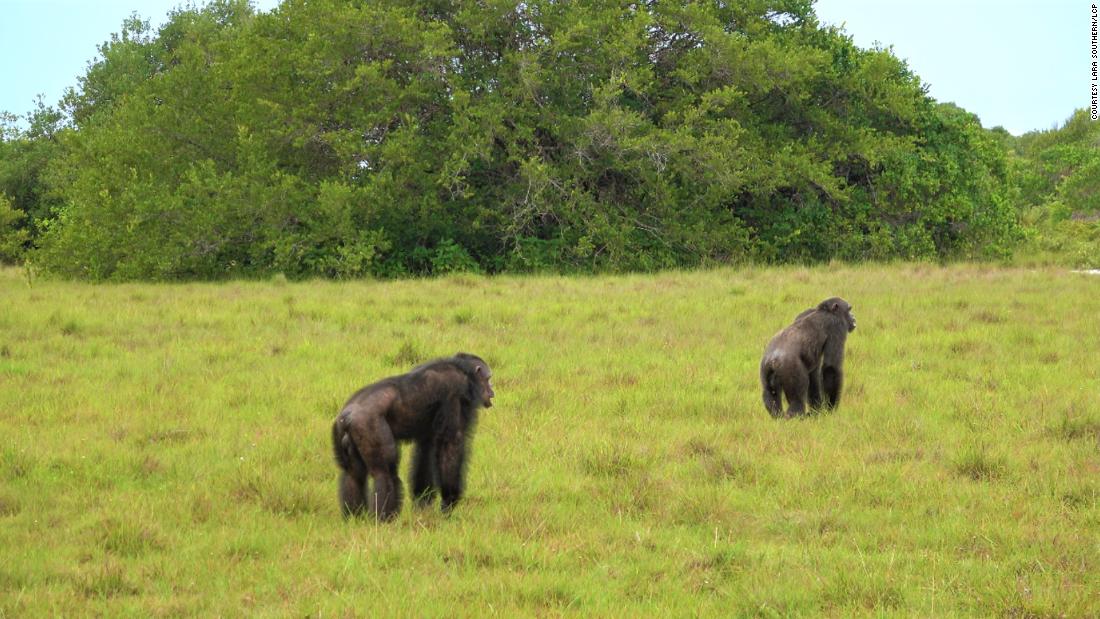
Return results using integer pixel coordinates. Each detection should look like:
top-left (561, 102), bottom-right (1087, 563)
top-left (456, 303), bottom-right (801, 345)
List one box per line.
top-left (821, 334), bottom-right (847, 408)
top-left (434, 397), bottom-right (468, 512)
top-left (808, 365), bottom-right (823, 410)
top-left (411, 437), bottom-right (437, 505)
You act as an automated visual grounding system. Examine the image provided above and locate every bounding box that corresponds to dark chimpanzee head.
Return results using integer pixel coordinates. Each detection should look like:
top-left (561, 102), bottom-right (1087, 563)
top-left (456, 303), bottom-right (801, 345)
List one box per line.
top-left (456, 352), bottom-right (495, 408)
top-left (818, 297), bottom-right (856, 333)
top-left (475, 363), bottom-right (495, 407)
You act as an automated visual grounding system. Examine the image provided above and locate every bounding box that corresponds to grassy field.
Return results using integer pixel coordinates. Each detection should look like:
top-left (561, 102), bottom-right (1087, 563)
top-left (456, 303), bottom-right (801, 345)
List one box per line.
top-left (1, 263), bottom-right (1098, 616)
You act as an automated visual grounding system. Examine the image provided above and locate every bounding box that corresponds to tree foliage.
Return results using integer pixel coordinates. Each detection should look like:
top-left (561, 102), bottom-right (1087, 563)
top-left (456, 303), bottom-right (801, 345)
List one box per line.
top-left (2, 0), bottom-right (1018, 277)
top-left (0, 102), bottom-right (65, 264)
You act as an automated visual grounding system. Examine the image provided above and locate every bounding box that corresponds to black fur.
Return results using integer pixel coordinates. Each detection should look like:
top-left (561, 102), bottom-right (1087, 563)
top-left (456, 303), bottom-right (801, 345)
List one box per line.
top-left (331, 353), bottom-right (494, 520)
top-left (760, 298), bottom-right (856, 418)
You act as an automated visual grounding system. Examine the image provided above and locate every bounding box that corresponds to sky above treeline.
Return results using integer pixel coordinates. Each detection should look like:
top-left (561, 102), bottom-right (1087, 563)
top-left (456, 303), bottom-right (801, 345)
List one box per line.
top-left (814, 0), bottom-right (1079, 136)
top-left (0, 0), bottom-right (1082, 136)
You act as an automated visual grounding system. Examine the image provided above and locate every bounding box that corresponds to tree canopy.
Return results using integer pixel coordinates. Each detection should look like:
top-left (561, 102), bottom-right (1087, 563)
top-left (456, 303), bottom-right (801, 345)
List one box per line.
top-left (1, 0), bottom-right (1020, 279)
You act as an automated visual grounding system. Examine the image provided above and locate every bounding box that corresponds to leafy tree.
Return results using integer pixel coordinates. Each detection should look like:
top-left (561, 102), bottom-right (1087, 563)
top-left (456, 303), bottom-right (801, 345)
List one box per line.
top-left (27, 0), bottom-right (1021, 279)
top-left (61, 15), bottom-right (160, 128)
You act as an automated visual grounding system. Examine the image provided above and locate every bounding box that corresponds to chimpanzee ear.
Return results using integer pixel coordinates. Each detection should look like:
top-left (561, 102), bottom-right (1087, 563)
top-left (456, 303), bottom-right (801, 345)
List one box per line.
top-left (475, 364), bottom-right (486, 376)
top-left (831, 302), bottom-right (840, 312)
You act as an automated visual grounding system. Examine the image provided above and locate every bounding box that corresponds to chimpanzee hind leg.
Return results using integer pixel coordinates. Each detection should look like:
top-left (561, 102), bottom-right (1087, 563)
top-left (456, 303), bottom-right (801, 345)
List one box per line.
top-left (781, 368), bottom-right (809, 418)
top-left (369, 462), bottom-right (402, 521)
top-left (761, 364), bottom-right (783, 418)
top-left (349, 415), bottom-right (403, 521)
top-left (338, 471), bottom-right (366, 518)
top-left (334, 415), bottom-right (368, 518)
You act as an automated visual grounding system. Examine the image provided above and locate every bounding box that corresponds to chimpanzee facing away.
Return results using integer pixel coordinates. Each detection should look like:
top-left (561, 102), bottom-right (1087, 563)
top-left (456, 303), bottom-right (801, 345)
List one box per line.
top-left (331, 353), bottom-right (494, 521)
top-left (760, 298), bottom-right (856, 418)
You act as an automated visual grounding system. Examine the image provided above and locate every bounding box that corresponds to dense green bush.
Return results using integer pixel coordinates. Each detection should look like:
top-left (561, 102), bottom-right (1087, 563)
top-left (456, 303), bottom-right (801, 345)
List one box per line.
top-left (0, 193), bottom-right (28, 263)
top-left (0, 103), bottom-right (64, 264)
top-left (1008, 109), bottom-right (1100, 268)
top-left (1, 0), bottom-right (1019, 278)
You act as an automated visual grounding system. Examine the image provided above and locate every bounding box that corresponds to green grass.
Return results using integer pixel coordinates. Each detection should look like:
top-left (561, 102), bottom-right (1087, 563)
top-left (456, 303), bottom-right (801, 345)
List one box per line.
top-left (1, 263), bottom-right (1098, 616)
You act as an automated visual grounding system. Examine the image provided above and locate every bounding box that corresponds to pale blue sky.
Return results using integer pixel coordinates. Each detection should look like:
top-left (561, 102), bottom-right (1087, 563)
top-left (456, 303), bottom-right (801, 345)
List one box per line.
top-left (0, 1), bottom-right (1083, 136)
top-left (814, 0), bottom-right (1079, 135)
top-left (0, 0), bottom-right (279, 124)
